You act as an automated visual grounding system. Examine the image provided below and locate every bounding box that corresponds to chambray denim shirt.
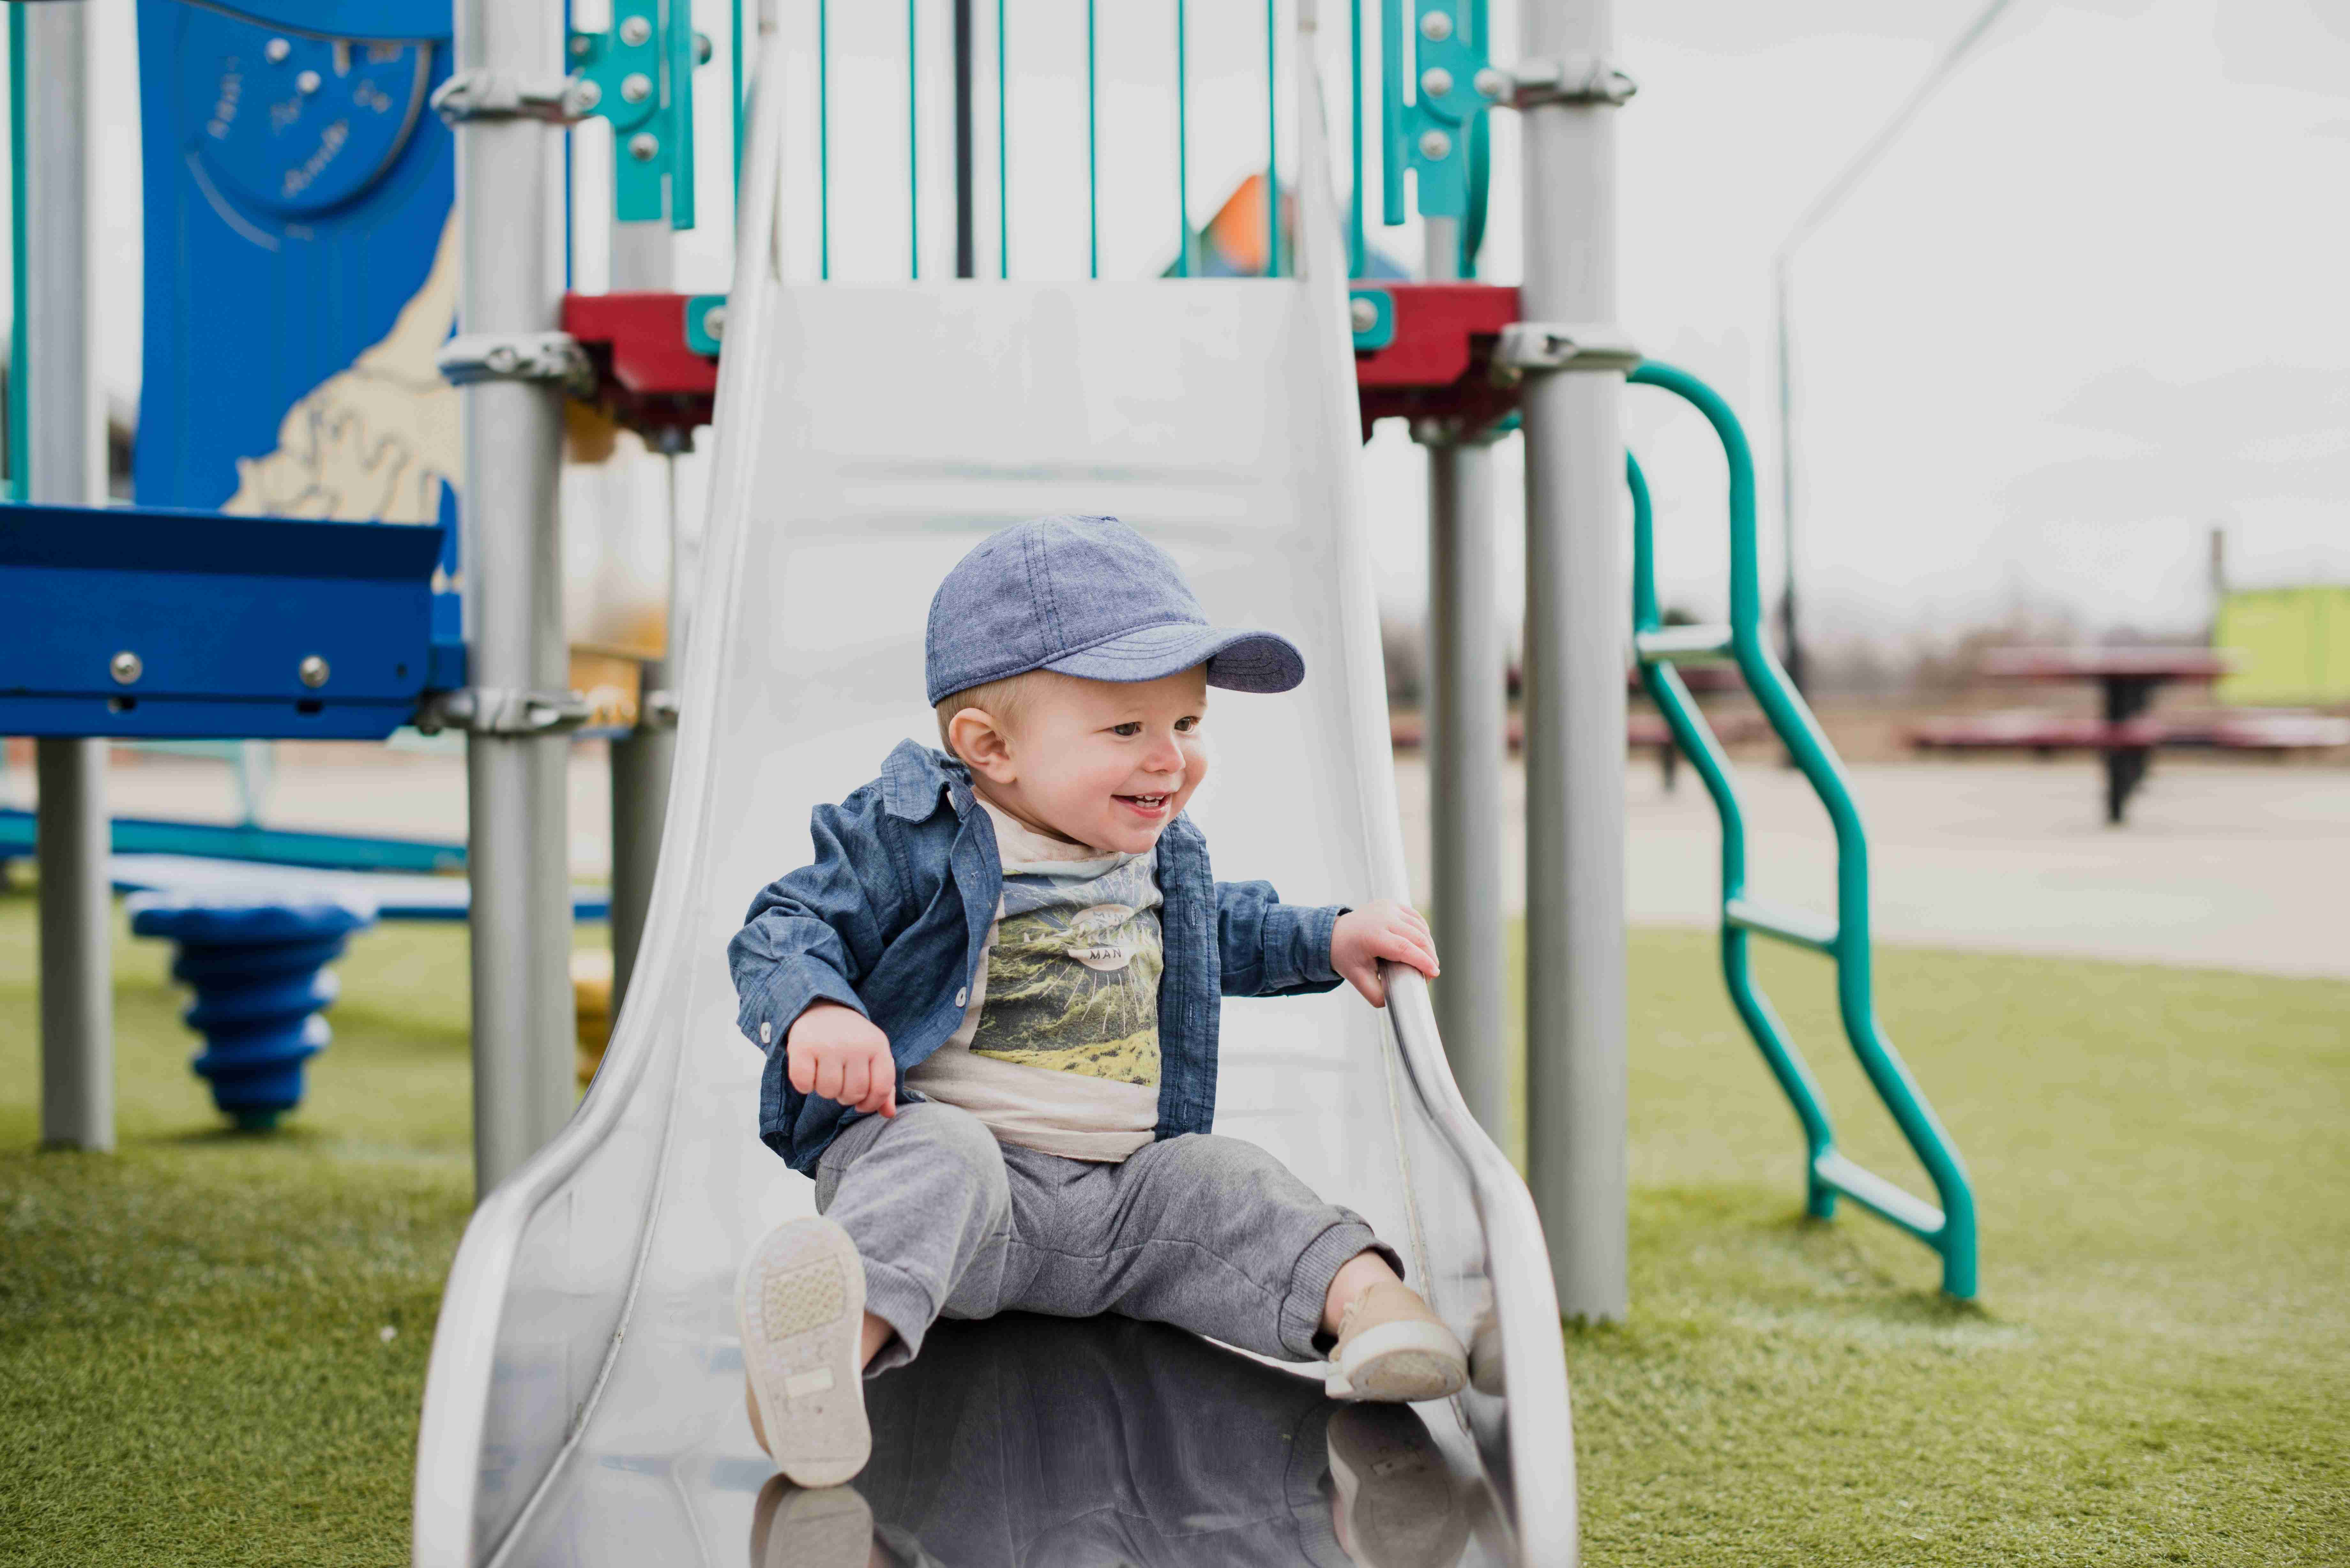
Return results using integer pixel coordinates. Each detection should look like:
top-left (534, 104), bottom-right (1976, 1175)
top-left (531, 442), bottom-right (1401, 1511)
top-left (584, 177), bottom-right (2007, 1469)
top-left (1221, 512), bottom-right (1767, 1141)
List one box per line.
top-left (730, 741), bottom-right (1346, 1174)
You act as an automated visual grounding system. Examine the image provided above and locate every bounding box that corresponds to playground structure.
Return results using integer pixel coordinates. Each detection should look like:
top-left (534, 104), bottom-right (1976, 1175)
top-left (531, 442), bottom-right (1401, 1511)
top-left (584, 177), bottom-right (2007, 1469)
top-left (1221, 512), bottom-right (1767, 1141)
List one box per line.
top-left (3, 1), bottom-right (1985, 1562)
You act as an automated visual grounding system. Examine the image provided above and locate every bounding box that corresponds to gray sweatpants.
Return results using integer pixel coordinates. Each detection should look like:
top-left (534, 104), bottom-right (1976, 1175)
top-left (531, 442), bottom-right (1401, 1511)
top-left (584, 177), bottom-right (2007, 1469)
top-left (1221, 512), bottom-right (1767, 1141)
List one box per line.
top-left (812, 1100), bottom-right (1396, 1373)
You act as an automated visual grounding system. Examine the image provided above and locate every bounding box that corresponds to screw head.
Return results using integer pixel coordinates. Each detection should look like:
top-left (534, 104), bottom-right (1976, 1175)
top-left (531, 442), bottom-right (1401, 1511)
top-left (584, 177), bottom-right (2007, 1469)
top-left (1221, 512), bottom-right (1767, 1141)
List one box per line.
top-left (618, 14), bottom-right (653, 46)
top-left (1420, 66), bottom-right (1454, 98)
top-left (1418, 128), bottom-right (1453, 162)
top-left (265, 37), bottom-right (292, 64)
top-left (299, 655), bottom-right (330, 689)
top-left (621, 72), bottom-right (653, 103)
top-left (1475, 66), bottom-right (1507, 99)
top-left (1349, 297), bottom-right (1380, 334)
top-left (695, 31), bottom-right (714, 65)
top-left (1419, 10), bottom-right (1454, 42)
top-left (110, 651), bottom-right (142, 685)
top-left (629, 131), bottom-right (660, 162)
top-left (701, 304), bottom-right (727, 342)
top-left (295, 69), bottom-right (321, 95)
top-left (571, 34), bottom-right (594, 58)
top-left (574, 78), bottom-right (603, 110)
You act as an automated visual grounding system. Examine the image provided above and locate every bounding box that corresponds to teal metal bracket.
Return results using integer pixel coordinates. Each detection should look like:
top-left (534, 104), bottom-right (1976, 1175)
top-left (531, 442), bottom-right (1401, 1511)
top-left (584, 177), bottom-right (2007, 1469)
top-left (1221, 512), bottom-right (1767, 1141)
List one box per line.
top-left (684, 293), bottom-right (726, 357)
top-left (1625, 362), bottom-right (1980, 1301)
top-left (1349, 288), bottom-right (1396, 352)
top-left (569, 0), bottom-right (708, 229)
top-left (1381, 0), bottom-right (1505, 224)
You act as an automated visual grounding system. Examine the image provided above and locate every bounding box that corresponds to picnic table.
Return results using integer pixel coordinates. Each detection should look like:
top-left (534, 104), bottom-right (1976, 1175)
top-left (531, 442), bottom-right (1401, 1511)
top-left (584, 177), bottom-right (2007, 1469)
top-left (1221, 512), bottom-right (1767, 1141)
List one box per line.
top-left (1909, 645), bottom-right (2349, 823)
top-left (1391, 666), bottom-right (1766, 791)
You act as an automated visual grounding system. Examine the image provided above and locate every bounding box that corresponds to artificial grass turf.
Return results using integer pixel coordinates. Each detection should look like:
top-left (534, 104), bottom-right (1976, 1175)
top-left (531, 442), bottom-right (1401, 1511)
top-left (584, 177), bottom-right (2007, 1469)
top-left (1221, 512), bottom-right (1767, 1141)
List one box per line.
top-left (0, 882), bottom-right (2344, 1564)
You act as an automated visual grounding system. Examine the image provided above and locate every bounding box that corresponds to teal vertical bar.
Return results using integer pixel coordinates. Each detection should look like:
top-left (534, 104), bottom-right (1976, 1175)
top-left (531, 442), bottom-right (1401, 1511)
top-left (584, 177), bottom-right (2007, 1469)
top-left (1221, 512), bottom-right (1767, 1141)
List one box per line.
top-left (1263, 0), bottom-right (1279, 277)
top-left (1085, 0), bottom-right (1097, 279)
top-left (1378, 0), bottom-right (1403, 225)
top-left (1347, 0), bottom-right (1363, 277)
top-left (996, 0), bottom-right (1008, 277)
top-left (1459, 0), bottom-right (1488, 275)
top-left (819, 0), bottom-right (832, 279)
top-left (908, 0), bottom-right (920, 279)
top-left (1175, 0), bottom-right (1190, 277)
top-left (731, 0), bottom-right (744, 196)
top-left (6, 5), bottom-right (25, 502)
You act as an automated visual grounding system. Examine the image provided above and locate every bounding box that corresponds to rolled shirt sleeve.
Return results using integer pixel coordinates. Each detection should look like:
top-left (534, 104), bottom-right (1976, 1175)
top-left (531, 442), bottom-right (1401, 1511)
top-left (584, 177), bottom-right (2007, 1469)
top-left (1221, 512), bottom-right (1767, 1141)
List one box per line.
top-left (728, 786), bottom-right (909, 1051)
top-left (1214, 879), bottom-right (1345, 998)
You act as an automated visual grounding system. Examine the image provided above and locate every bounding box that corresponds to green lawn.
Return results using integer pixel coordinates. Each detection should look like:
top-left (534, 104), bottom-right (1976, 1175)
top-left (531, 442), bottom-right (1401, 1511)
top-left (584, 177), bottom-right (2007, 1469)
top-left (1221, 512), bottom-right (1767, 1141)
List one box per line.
top-left (0, 880), bottom-right (2343, 1564)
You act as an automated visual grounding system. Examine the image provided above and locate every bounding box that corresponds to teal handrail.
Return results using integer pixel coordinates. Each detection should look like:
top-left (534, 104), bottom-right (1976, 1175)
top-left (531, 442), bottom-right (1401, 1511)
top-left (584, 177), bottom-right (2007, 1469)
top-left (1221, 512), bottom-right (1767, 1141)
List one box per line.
top-left (1086, 0), bottom-right (1098, 279)
top-left (730, 0), bottom-right (745, 196)
top-left (1175, 0), bottom-right (1192, 277)
top-left (995, 0), bottom-right (1009, 277)
top-left (1459, 0), bottom-right (1488, 275)
top-left (818, 0), bottom-right (831, 279)
top-left (907, 0), bottom-right (919, 279)
top-left (1627, 361), bottom-right (1979, 1300)
top-left (1347, 0), bottom-right (1365, 277)
top-left (1262, 0), bottom-right (1279, 278)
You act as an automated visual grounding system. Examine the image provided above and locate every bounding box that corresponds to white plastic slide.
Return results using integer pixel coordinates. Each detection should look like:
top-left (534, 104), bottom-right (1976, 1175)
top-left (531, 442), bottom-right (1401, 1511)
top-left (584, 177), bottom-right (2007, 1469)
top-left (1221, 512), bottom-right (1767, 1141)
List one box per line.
top-left (413, 21), bottom-right (1576, 1567)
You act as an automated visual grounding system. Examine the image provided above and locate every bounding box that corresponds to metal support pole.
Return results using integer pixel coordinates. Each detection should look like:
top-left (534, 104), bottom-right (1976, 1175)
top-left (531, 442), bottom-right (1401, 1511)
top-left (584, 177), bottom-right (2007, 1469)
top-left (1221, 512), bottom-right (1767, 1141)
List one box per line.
top-left (1419, 217), bottom-right (1511, 1149)
top-left (455, 0), bottom-right (577, 1198)
top-left (1518, 0), bottom-right (1629, 1321)
top-left (24, 3), bottom-right (112, 1153)
top-left (953, 0), bottom-right (976, 279)
top-left (606, 216), bottom-right (676, 1026)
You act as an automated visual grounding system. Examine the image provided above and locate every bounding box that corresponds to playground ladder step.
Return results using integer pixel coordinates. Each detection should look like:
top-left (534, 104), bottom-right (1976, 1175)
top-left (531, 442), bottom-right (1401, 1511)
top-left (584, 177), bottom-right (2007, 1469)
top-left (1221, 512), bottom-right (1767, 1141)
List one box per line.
top-left (1723, 896), bottom-right (1838, 954)
top-left (1626, 359), bottom-right (1978, 1301)
top-left (1631, 624), bottom-right (1735, 663)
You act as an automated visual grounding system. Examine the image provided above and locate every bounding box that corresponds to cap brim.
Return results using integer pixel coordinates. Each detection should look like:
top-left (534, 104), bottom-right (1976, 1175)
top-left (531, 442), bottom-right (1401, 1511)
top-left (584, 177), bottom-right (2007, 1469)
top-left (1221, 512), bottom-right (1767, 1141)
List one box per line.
top-left (1042, 622), bottom-right (1305, 694)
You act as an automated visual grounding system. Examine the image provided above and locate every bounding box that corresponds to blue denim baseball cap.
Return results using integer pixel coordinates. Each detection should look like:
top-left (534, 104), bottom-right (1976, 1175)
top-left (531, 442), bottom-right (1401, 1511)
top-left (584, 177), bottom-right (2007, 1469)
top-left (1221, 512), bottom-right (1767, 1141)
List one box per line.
top-left (925, 516), bottom-right (1305, 705)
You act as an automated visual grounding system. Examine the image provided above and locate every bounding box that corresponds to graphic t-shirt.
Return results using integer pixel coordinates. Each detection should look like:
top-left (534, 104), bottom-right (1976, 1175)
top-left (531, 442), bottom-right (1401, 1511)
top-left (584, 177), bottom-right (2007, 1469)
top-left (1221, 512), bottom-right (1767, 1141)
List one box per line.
top-left (904, 800), bottom-right (1164, 1161)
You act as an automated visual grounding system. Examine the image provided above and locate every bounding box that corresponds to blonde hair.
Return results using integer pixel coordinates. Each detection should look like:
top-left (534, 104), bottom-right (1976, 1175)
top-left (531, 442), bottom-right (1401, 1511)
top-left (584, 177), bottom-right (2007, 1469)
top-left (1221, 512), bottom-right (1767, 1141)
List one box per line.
top-left (934, 671), bottom-right (1044, 762)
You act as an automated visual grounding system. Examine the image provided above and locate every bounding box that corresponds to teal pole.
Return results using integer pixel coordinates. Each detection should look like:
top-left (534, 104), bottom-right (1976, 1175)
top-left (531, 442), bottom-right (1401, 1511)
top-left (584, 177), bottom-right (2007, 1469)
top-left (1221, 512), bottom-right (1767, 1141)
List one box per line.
top-left (1262, 0), bottom-right (1278, 277)
top-left (908, 0), bottom-right (919, 279)
top-left (1175, 0), bottom-right (1190, 277)
top-left (1459, 0), bottom-right (1488, 276)
top-left (1377, 0), bottom-right (1402, 226)
top-left (1006, 0), bottom-right (1015, 276)
top-left (6, 5), bottom-right (26, 502)
top-left (730, 0), bottom-right (744, 196)
top-left (1347, 0), bottom-right (1363, 277)
top-left (1085, 0), bottom-right (1097, 279)
top-left (818, 0), bottom-right (831, 279)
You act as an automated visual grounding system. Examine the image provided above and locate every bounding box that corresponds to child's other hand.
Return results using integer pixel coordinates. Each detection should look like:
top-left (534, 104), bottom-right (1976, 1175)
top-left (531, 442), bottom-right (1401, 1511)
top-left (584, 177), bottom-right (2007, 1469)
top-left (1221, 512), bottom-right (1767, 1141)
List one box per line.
top-left (786, 1001), bottom-right (898, 1117)
top-left (1330, 901), bottom-right (1439, 1008)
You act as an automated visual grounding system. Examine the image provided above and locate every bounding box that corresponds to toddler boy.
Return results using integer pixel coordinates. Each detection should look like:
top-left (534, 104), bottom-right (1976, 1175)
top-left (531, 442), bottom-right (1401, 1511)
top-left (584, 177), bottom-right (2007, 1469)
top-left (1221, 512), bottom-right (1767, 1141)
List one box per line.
top-left (730, 515), bottom-right (1468, 1488)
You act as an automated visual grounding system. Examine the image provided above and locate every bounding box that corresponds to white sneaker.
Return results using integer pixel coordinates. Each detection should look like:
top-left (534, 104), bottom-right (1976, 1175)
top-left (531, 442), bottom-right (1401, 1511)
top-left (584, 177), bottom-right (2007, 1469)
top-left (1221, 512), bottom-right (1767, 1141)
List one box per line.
top-left (738, 1217), bottom-right (871, 1487)
top-left (1324, 1282), bottom-right (1470, 1403)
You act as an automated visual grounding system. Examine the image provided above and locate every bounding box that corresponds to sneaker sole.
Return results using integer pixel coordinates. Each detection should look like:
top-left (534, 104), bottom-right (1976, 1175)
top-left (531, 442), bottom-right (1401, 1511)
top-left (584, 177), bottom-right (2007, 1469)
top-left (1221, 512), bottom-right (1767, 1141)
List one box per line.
top-left (738, 1219), bottom-right (871, 1487)
top-left (1326, 1319), bottom-right (1470, 1403)
top-left (749, 1479), bottom-right (874, 1568)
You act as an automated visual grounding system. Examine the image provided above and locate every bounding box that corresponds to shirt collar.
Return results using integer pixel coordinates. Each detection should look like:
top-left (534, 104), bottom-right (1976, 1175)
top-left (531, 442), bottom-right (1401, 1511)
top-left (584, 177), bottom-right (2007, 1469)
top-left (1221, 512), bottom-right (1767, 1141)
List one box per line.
top-left (879, 739), bottom-right (975, 822)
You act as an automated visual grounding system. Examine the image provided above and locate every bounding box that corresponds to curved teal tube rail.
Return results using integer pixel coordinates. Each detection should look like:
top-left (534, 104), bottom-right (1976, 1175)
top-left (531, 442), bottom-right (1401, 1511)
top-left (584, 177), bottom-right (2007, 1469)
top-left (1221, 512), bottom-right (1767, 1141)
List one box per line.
top-left (1627, 363), bottom-right (1979, 1300)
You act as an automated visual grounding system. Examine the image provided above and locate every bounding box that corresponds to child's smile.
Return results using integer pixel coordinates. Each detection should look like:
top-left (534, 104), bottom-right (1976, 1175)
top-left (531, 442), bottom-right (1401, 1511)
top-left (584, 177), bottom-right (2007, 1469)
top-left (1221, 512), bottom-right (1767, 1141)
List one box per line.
top-left (948, 667), bottom-right (1211, 856)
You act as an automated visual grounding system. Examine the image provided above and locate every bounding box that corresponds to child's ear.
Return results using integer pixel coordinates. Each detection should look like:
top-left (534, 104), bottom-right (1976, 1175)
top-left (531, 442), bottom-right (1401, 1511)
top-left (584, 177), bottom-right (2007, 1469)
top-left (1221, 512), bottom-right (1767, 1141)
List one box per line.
top-left (948, 707), bottom-right (1019, 782)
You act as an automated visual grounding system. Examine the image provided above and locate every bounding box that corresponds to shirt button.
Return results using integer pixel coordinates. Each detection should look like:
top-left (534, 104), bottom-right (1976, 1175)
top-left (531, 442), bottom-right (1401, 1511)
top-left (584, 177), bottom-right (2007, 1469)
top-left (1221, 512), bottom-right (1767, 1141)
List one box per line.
top-left (954, 987), bottom-right (969, 1007)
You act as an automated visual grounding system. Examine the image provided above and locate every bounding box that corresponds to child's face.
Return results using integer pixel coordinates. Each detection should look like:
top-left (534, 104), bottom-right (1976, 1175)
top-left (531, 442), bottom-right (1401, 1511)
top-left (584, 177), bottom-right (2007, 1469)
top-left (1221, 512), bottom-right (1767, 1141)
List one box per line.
top-left (960, 667), bottom-right (1211, 854)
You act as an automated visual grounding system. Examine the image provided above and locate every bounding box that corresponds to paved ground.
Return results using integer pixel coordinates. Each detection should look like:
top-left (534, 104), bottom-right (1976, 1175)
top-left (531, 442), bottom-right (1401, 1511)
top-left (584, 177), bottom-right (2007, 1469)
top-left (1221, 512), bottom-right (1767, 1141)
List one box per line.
top-left (8, 741), bottom-right (2344, 978)
top-left (1397, 753), bottom-right (2350, 979)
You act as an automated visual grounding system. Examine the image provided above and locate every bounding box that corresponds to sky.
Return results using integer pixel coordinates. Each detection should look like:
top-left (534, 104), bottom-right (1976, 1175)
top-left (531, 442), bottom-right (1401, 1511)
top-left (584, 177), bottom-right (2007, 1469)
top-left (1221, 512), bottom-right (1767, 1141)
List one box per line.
top-left (10, 0), bottom-right (2347, 660)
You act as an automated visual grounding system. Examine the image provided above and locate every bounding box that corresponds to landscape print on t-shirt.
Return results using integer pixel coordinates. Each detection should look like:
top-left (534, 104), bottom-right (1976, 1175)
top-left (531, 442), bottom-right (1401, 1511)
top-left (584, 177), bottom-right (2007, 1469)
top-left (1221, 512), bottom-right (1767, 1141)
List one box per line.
top-left (971, 858), bottom-right (1163, 1087)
